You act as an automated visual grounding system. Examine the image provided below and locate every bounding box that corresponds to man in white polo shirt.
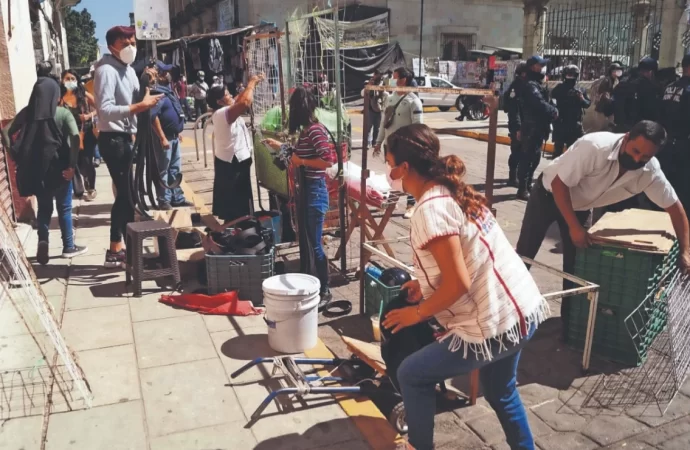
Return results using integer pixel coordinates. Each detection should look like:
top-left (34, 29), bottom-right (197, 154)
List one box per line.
top-left (516, 120), bottom-right (690, 331)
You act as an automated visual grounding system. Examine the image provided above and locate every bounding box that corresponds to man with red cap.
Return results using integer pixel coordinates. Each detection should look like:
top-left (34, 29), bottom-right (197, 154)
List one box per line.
top-left (94, 26), bottom-right (163, 268)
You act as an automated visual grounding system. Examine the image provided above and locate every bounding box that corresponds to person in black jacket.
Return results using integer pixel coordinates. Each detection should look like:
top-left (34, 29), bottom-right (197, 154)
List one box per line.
top-left (551, 65), bottom-right (591, 158)
top-left (613, 57), bottom-right (661, 133)
top-left (503, 63), bottom-right (527, 187)
top-left (517, 55), bottom-right (558, 200)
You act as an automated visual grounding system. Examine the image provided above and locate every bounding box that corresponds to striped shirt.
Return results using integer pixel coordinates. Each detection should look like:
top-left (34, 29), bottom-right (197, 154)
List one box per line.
top-left (294, 123), bottom-right (336, 179)
top-left (410, 185), bottom-right (548, 358)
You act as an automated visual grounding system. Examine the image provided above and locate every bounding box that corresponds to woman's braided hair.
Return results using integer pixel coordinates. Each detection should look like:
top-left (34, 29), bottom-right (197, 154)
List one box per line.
top-left (386, 123), bottom-right (487, 221)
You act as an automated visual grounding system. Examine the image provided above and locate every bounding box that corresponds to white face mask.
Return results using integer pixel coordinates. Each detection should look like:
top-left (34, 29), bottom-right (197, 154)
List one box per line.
top-left (118, 45), bottom-right (137, 65)
top-left (386, 163), bottom-right (404, 192)
top-left (389, 78), bottom-right (398, 88)
top-left (64, 81), bottom-right (78, 91)
top-left (613, 70), bottom-right (623, 78)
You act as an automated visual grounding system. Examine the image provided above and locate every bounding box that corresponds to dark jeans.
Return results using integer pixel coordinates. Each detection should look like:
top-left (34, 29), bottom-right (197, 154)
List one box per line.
top-left (517, 131), bottom-right (544, 189)
top-left (305, 177), bottom-right (330, 294)
top-left (365, 110), bottom-right (381, 145)
top-left (194, 99), bottom-right (207, 124)
top-left (552, 125), bottom-right (583, 158)
top-left (79, 133), bottom-right (97, 191)
top-left (515, 178), bottom-right (589, 329)
top-left (156, 138), bottom-right (185, 204)
top-left (398, 324), bottom-right (536, 450)
top-left (508, 133), bottom-right (521, 173)
top-left (37, 179), bottom-right (74, 250)
top-left (98, 132), bottom-right (134, 243)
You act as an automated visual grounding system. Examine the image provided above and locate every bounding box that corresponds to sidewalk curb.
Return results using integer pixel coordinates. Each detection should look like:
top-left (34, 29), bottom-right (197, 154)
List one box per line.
top-left (347, 106), bottom-right (456, 115)
top-left (437, 129), bottom-right (555, 153)
top-left (180, 178), bottom-right (404, 450)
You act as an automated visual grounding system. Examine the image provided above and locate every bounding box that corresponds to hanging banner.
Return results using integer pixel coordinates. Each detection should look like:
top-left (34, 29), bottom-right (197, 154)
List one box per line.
top-left (217, 0), bottom-right (236, 32)
top-left (134, 0), bottom-right (171, 40)
top-left (316, 13), bottom-right (390, 50)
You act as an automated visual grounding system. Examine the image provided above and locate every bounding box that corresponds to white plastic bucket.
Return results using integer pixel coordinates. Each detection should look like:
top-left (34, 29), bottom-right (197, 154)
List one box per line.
top-left (263, 274), bottom-right (321, 354)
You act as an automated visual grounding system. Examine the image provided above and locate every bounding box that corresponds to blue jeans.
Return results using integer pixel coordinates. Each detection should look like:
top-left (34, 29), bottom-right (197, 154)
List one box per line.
top-left (157, 138), bottom-right (185, 204)
top-left (93, 144), bottom-right (101, 160)
top-left (37, 180), bottom-right (74, 250)
top-left (398, 324), bottom-right (536, 450)
top-left (304, 177), bottom-right (329, 293)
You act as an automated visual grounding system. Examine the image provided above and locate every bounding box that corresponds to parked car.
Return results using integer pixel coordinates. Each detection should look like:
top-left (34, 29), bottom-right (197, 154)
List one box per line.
top-left (414, 76), bottom-right (461, 111)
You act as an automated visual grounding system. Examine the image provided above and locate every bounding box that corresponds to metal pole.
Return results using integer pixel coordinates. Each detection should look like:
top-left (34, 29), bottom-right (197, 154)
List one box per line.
top-left (285, 21), bottom-right (294, 90)
top-left (418, 0), bottom-right (424, 76)
top-left (359, 92), bottom-right (371, 315)
top-left (276, 35), bottom-right (288, 129)
top-left (334, 5), bottom-right (347, 274)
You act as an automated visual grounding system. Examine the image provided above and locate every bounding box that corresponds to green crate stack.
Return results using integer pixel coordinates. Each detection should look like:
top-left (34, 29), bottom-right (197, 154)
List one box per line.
top-left (364, 272), bottom-right (402, 315)
top-left (567, 243), bottom-right (676, 366)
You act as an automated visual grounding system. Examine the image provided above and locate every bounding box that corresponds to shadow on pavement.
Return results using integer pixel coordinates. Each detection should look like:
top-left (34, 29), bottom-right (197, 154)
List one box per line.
top-left (252, 418), bottom-right (384, 450)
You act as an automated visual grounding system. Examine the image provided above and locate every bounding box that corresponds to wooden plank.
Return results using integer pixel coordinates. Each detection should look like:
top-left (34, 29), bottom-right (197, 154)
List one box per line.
top-left (342, 336), bottom-right (387, 376)
top-left (588, 209), bottom-right (676, 254)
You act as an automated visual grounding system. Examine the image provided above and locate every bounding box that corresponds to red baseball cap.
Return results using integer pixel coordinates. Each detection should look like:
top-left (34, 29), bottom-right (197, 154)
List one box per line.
top-left (105, 26), bottom-right (135, 47)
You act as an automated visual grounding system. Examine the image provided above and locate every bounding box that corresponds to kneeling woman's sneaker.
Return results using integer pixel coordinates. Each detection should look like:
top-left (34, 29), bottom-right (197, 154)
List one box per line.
top-left (62, 245), bottom-right (88, 259)
top-left (104, 249), bottom-right (126, 269)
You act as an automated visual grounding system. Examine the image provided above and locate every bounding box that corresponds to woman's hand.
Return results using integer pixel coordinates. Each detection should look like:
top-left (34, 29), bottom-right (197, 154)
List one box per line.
top-left (290, 153), bottom-right (303, 167)
top-left (262, 138), bottom-right (282, 150)
top-left (382, 306), bottom-right (423, 334)
top-left (402, 280), bottom-right (422, 303)
top-left (79, 113), bottom-right (90, 123)
top-left (62, 168), bottom-right (75, 180)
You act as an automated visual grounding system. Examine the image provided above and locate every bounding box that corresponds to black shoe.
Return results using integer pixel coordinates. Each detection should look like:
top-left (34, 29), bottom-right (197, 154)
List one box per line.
top-left (318, 291), bottom-right (333, 312)
top-left (508, 171), bottom-right (518, 188)
top-left (171, 200), bottom-right (195, 208)
top-left (517, 189), bottom-right (530, 201)
top-left (62, 245), bottom-right (88, 258)
top-left (455, 116), bottom-right (465, 122)
top-left (105, 249), bottom-right (126, 269)
top-left (158, 202), bottom-right (173, 211)
top-left (93, 158), bottom-right (101, 168)
top-left (37, 241), bottom-right (49, 265)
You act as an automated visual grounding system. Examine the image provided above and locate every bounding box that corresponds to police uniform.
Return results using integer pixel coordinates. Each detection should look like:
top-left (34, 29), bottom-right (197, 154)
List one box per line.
top-left (551, 80), bottom-right (591, 158)
top-left (517, 78), bottom-right (558, 196)
top-left (504, 77), bottom-right (525, 185)
top-left (659, 75), bottom-right (690, 211)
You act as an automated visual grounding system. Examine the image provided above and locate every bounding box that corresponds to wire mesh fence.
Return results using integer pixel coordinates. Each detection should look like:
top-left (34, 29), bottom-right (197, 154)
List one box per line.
top-left (0, 208), bottom-right (91, 419)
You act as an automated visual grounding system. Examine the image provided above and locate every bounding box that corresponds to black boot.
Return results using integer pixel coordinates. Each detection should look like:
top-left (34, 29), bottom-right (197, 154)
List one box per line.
top-left (517, 182), bottom-right (530, 201)
top-left (508, 169), bottom-right (518, 187)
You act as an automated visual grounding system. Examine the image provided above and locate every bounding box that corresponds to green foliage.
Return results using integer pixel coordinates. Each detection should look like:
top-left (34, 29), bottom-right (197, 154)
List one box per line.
top-left (64, 8), bottom-right (98, 68)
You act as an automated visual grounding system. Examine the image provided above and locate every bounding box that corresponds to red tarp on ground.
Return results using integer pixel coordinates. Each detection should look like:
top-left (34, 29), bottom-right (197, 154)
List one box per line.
top-left (159, 291), bottom-right (263, 316)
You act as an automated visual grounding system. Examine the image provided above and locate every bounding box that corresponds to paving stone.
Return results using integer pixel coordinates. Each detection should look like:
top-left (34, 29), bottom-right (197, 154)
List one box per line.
top-left (149, 423), bottom-right (257, 450)
top-left (65, 282), bottom-right (129, 311)
top-left (128, 292), bottom-right (196, 322)
top-left (0, 300), bottom-right (31, 338)
top-left (433, 411), bottom-right (487, 449)
top-left (535, 432), bottom-right (599, 450)
top-left (309, 439), bottom-right (373, 450)
top-left (76, 344), bottom-right (140, 407)
top-left (209, 329), bottom-right (285, 383)
top-left (139, 358), bottom-right (244, 438)
top-left (625, 393), bottom-right (690, 427)
top-left (0, 333), bottom-right (53, 370)
top-left (467, 410), bottom-right (551, 445)
top-left (133, 315), bottom-right (217, 368)
top-left (660, 431), bottom-right (690, 450)
top-left (605, 441), bottom-right (657, 450)
top-left (60, 304), bottom-right (133, 351)
top-left (451, 403), bottom-right (493, 422)
top-left (531, 399), bottom-right (588, 432)
top-left (45, 401), bottom-right (147, 450)
top-left (581, 413), bottom-right (649, 446)
top-left (517, 383), bottom-right (560, 407)
top-left (0, 415), bottom-right (43, 450)
top-left (202, 312), bottom-right (266, 333)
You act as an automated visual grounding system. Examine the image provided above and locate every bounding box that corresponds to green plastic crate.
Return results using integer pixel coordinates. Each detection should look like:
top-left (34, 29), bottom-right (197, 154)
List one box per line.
top-left (567, 242), bottom-right (677, 366)
top-left (364, 273), bottom-right (402, 316)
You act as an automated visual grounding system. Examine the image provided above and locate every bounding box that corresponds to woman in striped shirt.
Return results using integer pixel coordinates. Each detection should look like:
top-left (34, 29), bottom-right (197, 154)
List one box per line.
top-left (381, 122), bottom-right (547, 450)
top-left (264, 86), bottom-right (336, 306)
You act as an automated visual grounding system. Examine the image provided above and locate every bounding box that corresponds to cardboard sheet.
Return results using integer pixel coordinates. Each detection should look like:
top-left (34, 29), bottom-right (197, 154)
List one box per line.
top-left (588, 209), bottom-right (676, 254)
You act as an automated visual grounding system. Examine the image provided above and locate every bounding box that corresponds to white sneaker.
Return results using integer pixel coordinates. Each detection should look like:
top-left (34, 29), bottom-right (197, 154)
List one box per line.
top-left (404, 205), bottom-right (416, 219)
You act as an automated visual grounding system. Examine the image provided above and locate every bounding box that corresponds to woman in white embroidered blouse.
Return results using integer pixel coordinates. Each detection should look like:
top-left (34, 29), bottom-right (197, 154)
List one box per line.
top-left (382, 123), bottom-right (547, 450)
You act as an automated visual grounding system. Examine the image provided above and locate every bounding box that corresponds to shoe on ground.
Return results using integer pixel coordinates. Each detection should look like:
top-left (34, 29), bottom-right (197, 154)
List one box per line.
top-left (455, 116), bottom-right (465, 122)
top-left (62, 245), bottom-right (88, 259)
top-left (93, 158), bottom-right (101, 168)
top-left (37, 241), bottom-right (49, 265)
top-left (404, 205), bottom-right (416, 219)
top-left (517, 190), bottom-right (530, 201)
top-left (84, 189), bottom-right (97, 202)
top-left (104, 249), bottom-right (126, 269)
top-left (171, 200), bottom-right (195, 208)
top-left (158, 202), bottom-right (173, 211)
top-left (318, 290), bottom-right (333, 312)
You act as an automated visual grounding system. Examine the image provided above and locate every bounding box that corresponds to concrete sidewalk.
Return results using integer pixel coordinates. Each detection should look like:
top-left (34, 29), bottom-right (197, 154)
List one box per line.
top-left (1, 165), bottom-right (371, 450)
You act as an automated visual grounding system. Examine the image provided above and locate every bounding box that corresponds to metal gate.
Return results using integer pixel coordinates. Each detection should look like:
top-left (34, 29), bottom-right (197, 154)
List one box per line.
top-left (543, 0), bottom-right (664, 78)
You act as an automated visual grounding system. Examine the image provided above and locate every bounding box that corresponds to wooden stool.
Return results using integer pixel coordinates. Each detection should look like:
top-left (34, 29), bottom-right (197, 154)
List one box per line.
top-left (125, 220), bottom-right (181, 297)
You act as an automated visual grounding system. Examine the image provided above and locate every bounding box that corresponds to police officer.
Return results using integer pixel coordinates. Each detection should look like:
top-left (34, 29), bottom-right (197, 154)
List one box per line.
top-left (503, 63), bottom-right (527, 187)
top-left (517, 55), bottom-right (558, 200)
top-left (551, 65), bottom-right (591, 158)
top-left (613, 57), bottom-right (661, 133)
top-left (658, 54), bottom-right (690, 212)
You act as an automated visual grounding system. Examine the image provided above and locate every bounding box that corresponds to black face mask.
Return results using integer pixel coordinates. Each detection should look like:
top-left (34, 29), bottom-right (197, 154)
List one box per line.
top-left (564, 78), bottom-right (577, 87)
top-left (528, 71), bottom-right (545, 82)
top-left (619, 150), bottom-right (646, 171)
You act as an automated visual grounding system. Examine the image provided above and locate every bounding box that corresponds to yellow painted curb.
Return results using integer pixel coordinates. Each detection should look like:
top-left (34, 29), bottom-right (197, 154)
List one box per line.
top-left (440, 130), bottom-right (554, 153)
top-left (180, 177), bottom-right (403, 450)
top-left (305, 341), bottom-right (406, 450)
top-left (347, 106), bottom-right (456, 115)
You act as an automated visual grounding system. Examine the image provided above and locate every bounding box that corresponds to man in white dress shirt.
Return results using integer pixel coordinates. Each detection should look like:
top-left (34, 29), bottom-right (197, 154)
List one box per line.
top-left (516, 120), bottom-right (690, 332)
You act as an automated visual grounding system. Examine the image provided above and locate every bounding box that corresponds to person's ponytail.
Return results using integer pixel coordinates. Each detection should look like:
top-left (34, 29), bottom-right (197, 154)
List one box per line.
top-left (432, 155), bottom-right (487, 221)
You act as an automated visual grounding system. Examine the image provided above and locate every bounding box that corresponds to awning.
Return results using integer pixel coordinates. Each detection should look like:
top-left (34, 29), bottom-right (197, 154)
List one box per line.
top-left (482, 45), bottom-right (523, 55)
top-left (157, 25), bottom-right (257, 51)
